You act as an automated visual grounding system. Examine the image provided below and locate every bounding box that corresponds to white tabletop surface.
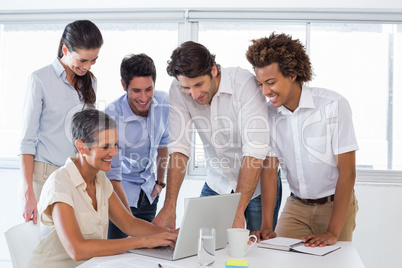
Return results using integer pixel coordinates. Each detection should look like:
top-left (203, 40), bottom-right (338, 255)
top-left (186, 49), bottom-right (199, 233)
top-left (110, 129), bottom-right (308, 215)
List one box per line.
top-left (78, 241), bottom-right (364, 268)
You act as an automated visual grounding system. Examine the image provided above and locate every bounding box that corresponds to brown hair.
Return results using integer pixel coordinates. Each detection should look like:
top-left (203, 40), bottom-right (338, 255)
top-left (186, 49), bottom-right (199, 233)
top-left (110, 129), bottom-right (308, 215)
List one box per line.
top-left (166, 41), bottom-right (216, 79)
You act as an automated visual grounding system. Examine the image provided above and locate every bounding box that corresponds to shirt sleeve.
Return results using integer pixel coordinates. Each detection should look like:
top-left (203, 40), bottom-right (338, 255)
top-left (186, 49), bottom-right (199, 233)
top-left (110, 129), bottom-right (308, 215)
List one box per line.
top-left (237, 74), bottom-right (270, 160)
top-left (167, 80), bottom-right (193, 157)
top-left (38, 171), bottom-right (75, 225)
top-left (19, 72), bottom-right (43, 156)
top-left (327, 97), bottom-right (359, 155)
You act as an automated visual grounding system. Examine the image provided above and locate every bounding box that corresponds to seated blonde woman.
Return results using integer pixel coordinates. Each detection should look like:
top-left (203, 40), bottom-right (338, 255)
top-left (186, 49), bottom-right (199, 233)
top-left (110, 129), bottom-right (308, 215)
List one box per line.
top-left (29, 109), bottom-right (177, 267)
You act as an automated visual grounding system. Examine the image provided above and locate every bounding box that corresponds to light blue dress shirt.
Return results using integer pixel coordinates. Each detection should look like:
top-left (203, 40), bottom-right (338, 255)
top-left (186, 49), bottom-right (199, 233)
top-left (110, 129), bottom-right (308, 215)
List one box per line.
top-left (105, 91), bottom-right (169, 208)
top-left (19, 58), bottom-right (97, 167)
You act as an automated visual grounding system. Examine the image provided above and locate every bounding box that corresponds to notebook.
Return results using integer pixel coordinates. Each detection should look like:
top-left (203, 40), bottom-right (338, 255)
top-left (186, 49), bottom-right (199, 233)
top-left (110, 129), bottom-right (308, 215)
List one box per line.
top-left (258, 237), bottom-right (341, 256)
top-left (129, 193), bottom-right (241, 261)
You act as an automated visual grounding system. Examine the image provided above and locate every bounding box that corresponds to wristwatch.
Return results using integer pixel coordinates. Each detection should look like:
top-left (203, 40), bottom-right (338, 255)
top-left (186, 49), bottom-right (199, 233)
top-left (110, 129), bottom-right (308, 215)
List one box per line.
top-left (155, 180), bottom-right (166, 188)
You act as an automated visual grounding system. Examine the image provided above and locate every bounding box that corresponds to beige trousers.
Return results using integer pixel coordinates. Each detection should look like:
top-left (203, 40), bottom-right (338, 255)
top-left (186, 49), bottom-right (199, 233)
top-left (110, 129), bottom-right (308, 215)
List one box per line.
top-left (275, 192), bottom-right (358, 241)
top-left (18, 161), bottom-right (59, 211)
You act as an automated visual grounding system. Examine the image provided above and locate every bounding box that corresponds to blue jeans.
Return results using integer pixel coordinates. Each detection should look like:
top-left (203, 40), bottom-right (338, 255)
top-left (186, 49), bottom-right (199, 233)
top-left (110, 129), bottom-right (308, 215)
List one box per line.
top-left (108, 189), bottom-right (159, 239)
top-left (200, 170), bottom-right (282, 232)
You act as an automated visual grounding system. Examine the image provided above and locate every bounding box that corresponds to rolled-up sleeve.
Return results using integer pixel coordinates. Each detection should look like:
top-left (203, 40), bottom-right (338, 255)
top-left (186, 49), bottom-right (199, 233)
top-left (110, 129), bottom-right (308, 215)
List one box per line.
top-left (238, 76), bottom-right (270, 160)
top-left (19, 73), bottom-right (43, 156)
top-left (328, 97), bottom-right (359, 155)
top-left (167, 81), bottom-right (193, 158)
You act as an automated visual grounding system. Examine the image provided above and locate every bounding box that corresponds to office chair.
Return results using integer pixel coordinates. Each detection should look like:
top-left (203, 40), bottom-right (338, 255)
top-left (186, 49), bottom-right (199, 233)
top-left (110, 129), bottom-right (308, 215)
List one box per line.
top-left (4, 221), bottom-right (40, 268)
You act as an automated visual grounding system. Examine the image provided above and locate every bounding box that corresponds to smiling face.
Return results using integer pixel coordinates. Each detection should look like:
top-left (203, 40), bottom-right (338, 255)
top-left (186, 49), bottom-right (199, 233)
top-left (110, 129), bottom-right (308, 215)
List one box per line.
top-left (123, 76), bottom-right (154, 117)
top-left (61, 45), bottom-right (100, 77)
top-left (84, 128), bottom-right (118, 173)
top-left (255, 62), bottom-right (301, 112)
top-left (177, 65), bottom-right (219, 105)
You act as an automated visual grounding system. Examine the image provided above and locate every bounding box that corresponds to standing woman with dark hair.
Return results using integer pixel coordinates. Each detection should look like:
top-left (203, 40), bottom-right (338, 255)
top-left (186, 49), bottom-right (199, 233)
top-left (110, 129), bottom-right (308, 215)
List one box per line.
top-left (19, 20), bottom-right (104, 224)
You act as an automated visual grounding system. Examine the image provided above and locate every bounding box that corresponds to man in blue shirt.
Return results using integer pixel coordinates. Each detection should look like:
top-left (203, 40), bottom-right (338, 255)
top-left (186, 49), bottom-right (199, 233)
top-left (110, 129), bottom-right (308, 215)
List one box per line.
top-left (105, 53), bottom-right (169, 239)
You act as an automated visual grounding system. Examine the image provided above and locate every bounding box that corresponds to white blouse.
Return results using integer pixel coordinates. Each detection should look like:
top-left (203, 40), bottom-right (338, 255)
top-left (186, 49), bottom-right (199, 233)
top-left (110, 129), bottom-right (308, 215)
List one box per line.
top-left (28, 157), bottom-right (113, 268)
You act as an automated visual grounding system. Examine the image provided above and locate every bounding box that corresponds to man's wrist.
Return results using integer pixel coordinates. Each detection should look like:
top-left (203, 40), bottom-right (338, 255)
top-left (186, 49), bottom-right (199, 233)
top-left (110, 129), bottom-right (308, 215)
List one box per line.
top-left (155, 180), bottom-right (166, 188)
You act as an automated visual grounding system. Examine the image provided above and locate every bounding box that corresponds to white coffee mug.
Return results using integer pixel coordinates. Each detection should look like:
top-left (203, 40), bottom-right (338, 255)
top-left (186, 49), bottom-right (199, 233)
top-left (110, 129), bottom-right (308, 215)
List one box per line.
top-left (226, 228), bottom-right (257, 258)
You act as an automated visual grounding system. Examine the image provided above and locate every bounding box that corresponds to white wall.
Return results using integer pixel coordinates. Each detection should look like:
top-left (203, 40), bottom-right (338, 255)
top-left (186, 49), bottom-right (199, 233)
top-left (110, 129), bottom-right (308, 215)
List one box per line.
top-left (2, 169), bottom-right (402, 268)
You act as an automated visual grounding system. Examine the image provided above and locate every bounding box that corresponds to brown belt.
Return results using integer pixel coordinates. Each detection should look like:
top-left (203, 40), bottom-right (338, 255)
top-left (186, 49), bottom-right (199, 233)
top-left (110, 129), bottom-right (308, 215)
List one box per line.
top-left (291, 192), bottom-right (334, 205)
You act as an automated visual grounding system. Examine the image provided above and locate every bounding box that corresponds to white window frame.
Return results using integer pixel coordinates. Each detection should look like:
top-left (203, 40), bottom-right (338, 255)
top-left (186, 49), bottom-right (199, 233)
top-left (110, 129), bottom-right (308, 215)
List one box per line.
top-left (1, 8), bottom-right (402, 184)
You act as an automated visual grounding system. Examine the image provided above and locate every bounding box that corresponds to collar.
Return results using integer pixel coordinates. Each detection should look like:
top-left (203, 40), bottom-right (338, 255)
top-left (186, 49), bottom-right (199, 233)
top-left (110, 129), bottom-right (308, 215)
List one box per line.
top-left (215, 67), bottom-right (233, 97)
top-left (51, 57), bottom-right (66, 78)
top-left (65, 157), bottom-right (100, 188)
top-left (122, 94), bottom-right (158, 122)
top-left (277, 85), bottom-right (315, 115)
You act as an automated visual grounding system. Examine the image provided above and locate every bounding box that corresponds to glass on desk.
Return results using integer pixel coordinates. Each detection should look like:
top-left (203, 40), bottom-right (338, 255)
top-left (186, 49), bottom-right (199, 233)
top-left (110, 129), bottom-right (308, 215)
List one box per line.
top-left (197, 227), bottom-right (215, 267)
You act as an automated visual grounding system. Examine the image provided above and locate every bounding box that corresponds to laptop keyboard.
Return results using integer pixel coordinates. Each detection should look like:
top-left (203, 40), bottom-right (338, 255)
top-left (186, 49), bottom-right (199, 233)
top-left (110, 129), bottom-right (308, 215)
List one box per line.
top-left (152, 245), bottom-right (174, 253)
top-left (129, 245), bottom-right (174, 260)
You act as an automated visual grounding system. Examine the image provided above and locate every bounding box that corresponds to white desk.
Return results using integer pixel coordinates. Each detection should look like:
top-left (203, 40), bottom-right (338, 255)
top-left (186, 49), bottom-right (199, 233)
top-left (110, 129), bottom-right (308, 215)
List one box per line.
top-left (78, 241), bottom-right (364, 268)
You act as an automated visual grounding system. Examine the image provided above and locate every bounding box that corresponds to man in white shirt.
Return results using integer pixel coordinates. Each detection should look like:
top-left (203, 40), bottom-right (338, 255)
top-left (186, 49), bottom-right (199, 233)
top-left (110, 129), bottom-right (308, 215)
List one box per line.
top-left (153, 41), bottom-right (282, 231)
top-left (246, 33), bottom-right (358, 247)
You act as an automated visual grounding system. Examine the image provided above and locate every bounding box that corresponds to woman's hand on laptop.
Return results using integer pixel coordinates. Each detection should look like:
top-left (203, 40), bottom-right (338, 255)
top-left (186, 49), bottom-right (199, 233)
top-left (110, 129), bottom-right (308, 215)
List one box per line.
top-left (141, 231), bottom-right (178, 249)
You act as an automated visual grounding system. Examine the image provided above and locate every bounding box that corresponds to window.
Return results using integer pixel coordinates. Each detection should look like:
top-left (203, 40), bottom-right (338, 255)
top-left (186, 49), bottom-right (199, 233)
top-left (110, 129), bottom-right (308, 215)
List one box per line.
top-left (309, 23), bottom-right (402, 170)
top-left (1, 10), bottom-right (401, 175)
top-left (94, 23), bottom-right (178, 108)
top-left (199, 21), bottom-right (307, 74)
top-left (0, 22), bottom-right (177, 163)
top-left (191, 22), bottom-right (307, 174)
top-left (192, 21), bottom-right (402, 173)
top-left (0, 23), bottom-right (64, 161)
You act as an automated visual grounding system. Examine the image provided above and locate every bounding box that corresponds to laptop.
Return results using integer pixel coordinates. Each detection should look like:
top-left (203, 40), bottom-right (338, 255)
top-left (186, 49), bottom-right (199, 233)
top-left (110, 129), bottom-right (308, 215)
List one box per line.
top-left (129, 193), bottom-right (241, 260)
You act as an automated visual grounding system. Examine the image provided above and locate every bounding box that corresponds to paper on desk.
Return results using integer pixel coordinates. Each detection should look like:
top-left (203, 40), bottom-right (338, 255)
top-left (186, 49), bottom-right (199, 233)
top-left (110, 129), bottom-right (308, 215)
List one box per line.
top-left (93, 255), bottom-right (181, 268)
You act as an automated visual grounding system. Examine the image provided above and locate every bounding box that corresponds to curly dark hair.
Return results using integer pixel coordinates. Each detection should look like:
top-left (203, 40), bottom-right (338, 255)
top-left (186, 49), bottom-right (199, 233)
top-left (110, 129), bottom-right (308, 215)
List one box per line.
top-left (246, 32), bottom-right (313, 85)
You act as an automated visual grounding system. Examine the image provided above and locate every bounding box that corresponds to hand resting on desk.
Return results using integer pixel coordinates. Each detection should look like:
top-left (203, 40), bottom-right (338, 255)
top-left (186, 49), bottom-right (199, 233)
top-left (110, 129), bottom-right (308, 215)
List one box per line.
top-left (251, 229), bottom-right (277, 243)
